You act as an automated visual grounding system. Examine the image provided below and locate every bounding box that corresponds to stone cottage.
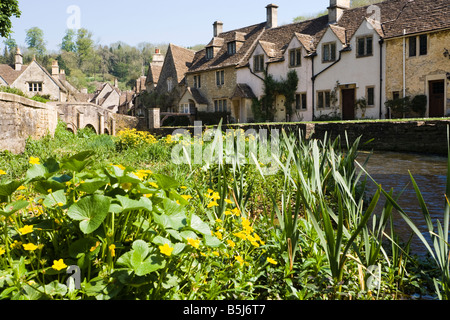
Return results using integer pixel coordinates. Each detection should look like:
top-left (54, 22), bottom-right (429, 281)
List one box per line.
top-left (0, 48), bottom-right (79, 102)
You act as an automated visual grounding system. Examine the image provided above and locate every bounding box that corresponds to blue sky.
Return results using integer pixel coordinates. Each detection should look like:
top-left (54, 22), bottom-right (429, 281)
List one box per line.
top-left (5, 0), bottom-right (330, 52)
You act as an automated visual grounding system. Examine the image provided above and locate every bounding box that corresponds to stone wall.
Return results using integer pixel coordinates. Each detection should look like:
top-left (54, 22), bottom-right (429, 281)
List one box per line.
top-left (0, 92), bottom-right (58, 154)
top-left (187, 66), bottom-right (237, 112)
top-left (385, 29), bottom-right (450, 115)
top-left (149, 119), bottom-right (450, 156)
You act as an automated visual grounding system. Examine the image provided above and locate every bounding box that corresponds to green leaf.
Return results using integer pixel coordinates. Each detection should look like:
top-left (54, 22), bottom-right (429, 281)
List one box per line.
top-left (78, 178), bottom-right (109, 194)
top-left (116, 195), bottom-right (152, 212)
top-left (153, 174), bottom-right (179, 190)
top-left (123, 240), bottom-right (166, 276)
top-left (61, 151), bottom-right (94, 173)
top-left (190, 214), bottom-right (211, 235)
top-left (204, 235), bottom-right (223, 248)
top-left (0, 200), bottom-right (29, 218)
top-left (44, 281), bottom-right (68, 297)
top-left (25, 164), bottom-right (47, 181)
top-left (43, 189), bottom-right (66, 208)
top-left (0, 180), bottom-right (24, 197)
top-left (67, 195), bottom-right (111, 234)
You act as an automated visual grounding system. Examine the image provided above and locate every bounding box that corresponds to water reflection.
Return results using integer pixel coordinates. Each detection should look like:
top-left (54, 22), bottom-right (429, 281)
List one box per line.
top-left (356, 151), bottom-right (448, 256)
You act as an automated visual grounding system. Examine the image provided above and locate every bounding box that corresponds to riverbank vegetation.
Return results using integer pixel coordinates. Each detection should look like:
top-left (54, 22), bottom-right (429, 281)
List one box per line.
top-left (0, 122), bottom-right (448, 300)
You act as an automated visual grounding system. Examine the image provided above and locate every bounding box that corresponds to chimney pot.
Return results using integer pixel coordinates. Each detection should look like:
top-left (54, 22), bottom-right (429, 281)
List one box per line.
top-left (14, 47), bottom-right (23, 71)
top-left (266, 4), bottom-right (278, 29)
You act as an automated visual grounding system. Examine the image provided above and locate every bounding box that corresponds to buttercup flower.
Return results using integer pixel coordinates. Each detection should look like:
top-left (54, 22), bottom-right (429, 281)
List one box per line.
top-left (159, 243), bottom-right (174, 257)
top-left (23, 243), bottom-right (38, 251)
top-left (227, 240), bottom-right (236, 248)
top-left (235, 255), bottom-right (244, 264)
top-left (267, 257), bottom-right (278, 265)
top-left (52, 259), bottom-right (67, 271)
top-left (187, 238), bottom-right (200, 249)
top-left (18, 225), bottom-right (34, 235)
top-left (0, 247), bottom-right (5, 256)
top-left (0, 169), bottom-right (6, 175)
top-left (224, 199), bottom-right (233, 204)
top-left (207, 201), bottom-right (219, 208)
top-left (109, 244), bottom-right (116, 257)
top-left (29, 157), bottom-right (40, 165)
top-left (181, 195), bottom-right (193, 201)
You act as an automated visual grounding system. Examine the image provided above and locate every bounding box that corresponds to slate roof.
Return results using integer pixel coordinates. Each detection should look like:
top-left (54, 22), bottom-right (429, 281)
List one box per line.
top-left (188, 0), bottom-right (448, 73)
top-left (0, 64), bottom-right (28, 85)
top-left (231, 84), bottom-right (257, 99)
top-left (167, 44), bottom-right (196, 84)
top-left (146, 63), bottom-right (162, 85)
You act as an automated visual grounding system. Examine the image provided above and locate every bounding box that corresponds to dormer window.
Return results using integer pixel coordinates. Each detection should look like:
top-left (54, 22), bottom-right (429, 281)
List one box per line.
top-left (228, 41), bottom-right (236, 55)
top-left (357, 36), bottom-right (373, 57)
top-left (289, 48), bottom-right (302, 67)
top-left (322, 42), bottom-right (336, 63)
top-left (253, 55), bottom-right (264, 72)
top-left (206, 47), bottom-right (214, 59)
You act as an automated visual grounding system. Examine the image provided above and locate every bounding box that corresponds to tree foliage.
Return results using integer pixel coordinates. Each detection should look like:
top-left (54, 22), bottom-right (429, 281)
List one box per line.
top-left (25, 27), bottom-right (46, 56)
top-left (0, 0), bottom-right (21, 38)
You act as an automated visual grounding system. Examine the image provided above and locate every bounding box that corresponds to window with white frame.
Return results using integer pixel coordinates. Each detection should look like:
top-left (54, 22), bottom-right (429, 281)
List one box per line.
top-left (216, 70), bottom-right (225, 86)
top-left (179, 103), bottom-right (190, 114)
top-left (28, 82), bottom-right (42, 92)
top-left (214, 99), bottom-right (227, 112)
top-left (322, 42), bottom-right (336, 62)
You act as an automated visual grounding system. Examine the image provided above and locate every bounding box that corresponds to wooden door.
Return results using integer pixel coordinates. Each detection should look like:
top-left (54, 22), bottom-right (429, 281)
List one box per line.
top-left (429, 80), bottom-right (445, 118)
top-left (342, 88), bottom-right (355, 120)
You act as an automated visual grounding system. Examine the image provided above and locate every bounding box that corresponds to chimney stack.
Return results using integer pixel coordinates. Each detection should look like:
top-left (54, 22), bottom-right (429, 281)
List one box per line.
top-left (213, 21), bottom-right (223, 37)
top-left (152, 47), bottom-right (165, 67)
top-left (15, 47), bottom-right (23, 71)
top-left (328, 0), bottom-right (350, 24)
top-left (52, 60), bottom-right (59, 76)
top-left (266, 4), bottom-right (278, 29)
top-left (114, 78), bottom-right (119, 88)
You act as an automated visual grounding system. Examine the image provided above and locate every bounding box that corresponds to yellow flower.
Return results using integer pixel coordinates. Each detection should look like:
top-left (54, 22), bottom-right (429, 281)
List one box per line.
top-left (224, 199), bottom-right (233, 204)
top-left (90, 241), bottom-right (100, 252)
top-left (187, 237), bottom-right (200, 249)
top-left (114, 164), bottom-right (126, 170)
top-left (232, 208), bottom-right (241, 216)
top-left (267, 257), bottom-right (278, 265)
top-left (18, 225), bottom-right (34, 235)
top-left (159, 243), bottom-right (174, 257)
top-left (212, 251), bottom-right (220, 257)
top-left (0, 169), bottom-right (6, 175)
top-left (227, 240), bottom-right (236, 248)
top-left (180, 186), bottom-right (187, 189)
top-left (10, 240), bottom-right (22, 249)
top-left (17, 185), bottom-right (26, 190)
top-left (224, 210), bottom-right (233, 216)
top-left (109, 244), bottom-right (116, 257)
top-left (207, 201), bottom-right (219, 208)
top-left (235, 255), bottom-right (244, 264)
top-left (0, 247), bottom-right (5, 256)
top-left (210, 192), bottom-right (220, 201)
top-left (207, 189), bottom-right (214, 194)
top-left (23, 243), bottom-right (39, 251)
top-left (52, 259), bottom-right (67, 271)
top-left (29, 157), bottom-right (40, 165)
top-left (149, 182), bottom-right (158, 188)
top-left (214, 231), bottom-right (223, 240)
top-left (181, 195), bottom-right (193, 201)
top-left (233, 231), bottom-right (247, 240)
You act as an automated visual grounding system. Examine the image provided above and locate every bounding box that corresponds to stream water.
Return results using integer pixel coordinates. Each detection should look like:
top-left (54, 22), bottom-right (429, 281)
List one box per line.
top-left (357, 151), bottom-right (448, 256)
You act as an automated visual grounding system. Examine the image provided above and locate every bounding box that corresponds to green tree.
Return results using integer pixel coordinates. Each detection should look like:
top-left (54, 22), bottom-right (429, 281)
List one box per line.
top-left (3, 36), bottom-right (17, 52)
top-left (61, 29), bottom-right (77, 52)
top-left (0, 0), bottom-right (21, 38)
top-left (25, 27), bottom-right (46, 56)
top-left (76, 28), bottom-right (94, 69)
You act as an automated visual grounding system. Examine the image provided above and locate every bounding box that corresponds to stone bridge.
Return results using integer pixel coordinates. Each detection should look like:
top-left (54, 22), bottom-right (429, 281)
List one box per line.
top-left (0, 92), bottom-right (141, 154)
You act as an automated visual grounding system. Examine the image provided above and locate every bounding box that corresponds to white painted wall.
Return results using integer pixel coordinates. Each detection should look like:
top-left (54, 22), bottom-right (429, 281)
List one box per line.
top-left (313, 21), bottom-right (386, 120)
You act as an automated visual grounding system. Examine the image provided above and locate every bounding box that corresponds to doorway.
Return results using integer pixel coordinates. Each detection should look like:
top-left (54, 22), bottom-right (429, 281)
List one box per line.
top-left (429, 80), bottom-right (445, 118)
top-left (342, 88), bottom-right (355, 120)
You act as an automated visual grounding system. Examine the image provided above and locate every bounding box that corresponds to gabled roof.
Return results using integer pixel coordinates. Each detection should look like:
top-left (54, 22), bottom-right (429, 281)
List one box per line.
top-left (0, 64), bottom-right (28, 85)
top-left (146, 64), bottom-right (162, 85)
top-left (166, 43), bottom-right (196, 84)
top-left (231, 84), bottom-right (257, 100)
top-left (188, 22), bottom-right (267, 73)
